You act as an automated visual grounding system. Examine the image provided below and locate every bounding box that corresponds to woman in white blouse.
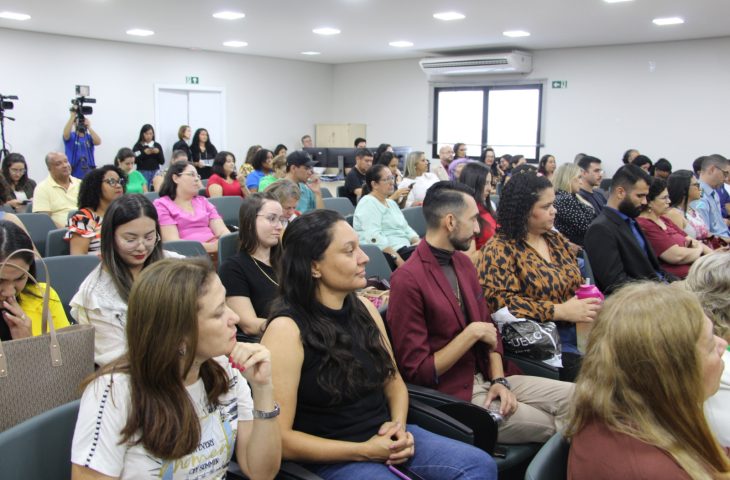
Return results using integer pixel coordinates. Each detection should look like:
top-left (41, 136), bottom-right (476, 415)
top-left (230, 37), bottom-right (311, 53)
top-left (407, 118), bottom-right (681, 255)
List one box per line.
top-left (398, 151), bottom-right (439, 208)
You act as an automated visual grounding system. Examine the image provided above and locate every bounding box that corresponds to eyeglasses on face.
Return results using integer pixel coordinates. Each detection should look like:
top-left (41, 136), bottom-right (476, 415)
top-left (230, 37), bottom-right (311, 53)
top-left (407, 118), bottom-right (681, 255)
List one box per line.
top-left (9, 168), bottom-right (26, 175)
top-left (103, 178), bottom-right (126, 187)
top-left (178, 172), bottom-right (202, 180)
top-left (117, 233), bottom-right (160, 251)
top-left (257, 214), bottom-right (289, 227)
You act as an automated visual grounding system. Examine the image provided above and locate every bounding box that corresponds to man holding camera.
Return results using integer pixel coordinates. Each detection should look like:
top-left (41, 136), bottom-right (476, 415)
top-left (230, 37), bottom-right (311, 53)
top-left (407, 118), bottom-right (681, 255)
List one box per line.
top-left (62, 108), bottom-right (101, 179)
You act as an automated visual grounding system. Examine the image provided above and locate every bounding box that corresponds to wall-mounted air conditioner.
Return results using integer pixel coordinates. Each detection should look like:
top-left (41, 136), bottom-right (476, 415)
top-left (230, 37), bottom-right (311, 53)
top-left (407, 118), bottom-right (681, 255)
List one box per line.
top-left (419, 51), bottom-right (532, 78)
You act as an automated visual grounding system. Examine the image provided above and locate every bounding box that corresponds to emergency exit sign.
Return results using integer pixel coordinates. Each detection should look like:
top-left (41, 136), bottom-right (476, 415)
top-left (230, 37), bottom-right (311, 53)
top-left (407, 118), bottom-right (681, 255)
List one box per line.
top-left (552, 80), bottom-right (567, 89)
top-left (186, 76), bottom-right (200, 85)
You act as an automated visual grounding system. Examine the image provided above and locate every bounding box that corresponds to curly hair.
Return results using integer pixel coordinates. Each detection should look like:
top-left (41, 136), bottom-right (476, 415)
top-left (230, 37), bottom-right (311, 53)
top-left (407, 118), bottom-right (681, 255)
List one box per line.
top-left (496, 171), bottom-right (552, 241)
top-left (685, 253), bottom-right (730, 340)
top-left (77, 165), bottom-right (126, 211)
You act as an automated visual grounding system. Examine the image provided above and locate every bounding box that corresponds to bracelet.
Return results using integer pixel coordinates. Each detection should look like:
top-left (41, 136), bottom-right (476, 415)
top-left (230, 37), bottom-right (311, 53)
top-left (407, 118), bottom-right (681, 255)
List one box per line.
top-left (252, 402), bottom-right (280, 419)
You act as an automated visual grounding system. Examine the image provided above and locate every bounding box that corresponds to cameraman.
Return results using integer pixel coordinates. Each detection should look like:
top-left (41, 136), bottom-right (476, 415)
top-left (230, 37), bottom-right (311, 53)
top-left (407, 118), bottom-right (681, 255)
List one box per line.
top-left (62, 108), bottom-right (101, 179)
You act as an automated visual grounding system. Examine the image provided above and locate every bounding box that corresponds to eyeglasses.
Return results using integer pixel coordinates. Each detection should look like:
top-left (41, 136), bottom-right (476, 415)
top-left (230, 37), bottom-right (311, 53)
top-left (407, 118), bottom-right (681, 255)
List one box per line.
top-left (9, 168), bottom-right (25, 175)
top-left (103, 178), bottom-right (126, 187)
top-left (117, 233), bottom-right (160, 251)
top-left (178, 172), bottom-right (202, 180)
top-left (721, 169), bottom-right (730, 177)
top-left (257, 214), bottom-right (289, 227)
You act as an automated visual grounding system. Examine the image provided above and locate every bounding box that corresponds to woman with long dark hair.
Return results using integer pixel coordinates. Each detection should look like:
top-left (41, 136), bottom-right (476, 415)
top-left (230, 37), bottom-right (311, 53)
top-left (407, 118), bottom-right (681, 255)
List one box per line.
top-left (537, 154), bottom-right (556, 182)
top-left (2, 152), bottom-right (36, 209)
top-left (458, 162), bottom-right (496, 251)
top-left (261, 210), bottom-right (496, 479)
top-left (190, 128), bottom-right (218, 180)
top-left (71, 258), bottom-right (281, 479)
top-left (114, 147), bottom-right (147, 194)
top-left (665, 169), bottom-right (713, 244)
top-left (207, 151), bottom-right (248, 197)
top-left (133, 124), bottom-right (165, 188)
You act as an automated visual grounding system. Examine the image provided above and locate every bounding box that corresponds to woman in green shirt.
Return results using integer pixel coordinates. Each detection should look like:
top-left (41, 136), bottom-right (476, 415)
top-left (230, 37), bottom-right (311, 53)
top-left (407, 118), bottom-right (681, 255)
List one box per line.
top-left (115, 148), bottom-right (148, 194)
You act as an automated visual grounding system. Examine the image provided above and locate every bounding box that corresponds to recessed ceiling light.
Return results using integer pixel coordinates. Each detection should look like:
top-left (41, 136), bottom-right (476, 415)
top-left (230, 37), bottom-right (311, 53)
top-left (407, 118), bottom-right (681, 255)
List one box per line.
top-left (213, 11), bottom-right (245, 20)
top-left (301, 51), bottom-right (321, 56)
top-left (503, 30), bottom-right (530, 38)
top-left (0, 11), bottom-right (31, 21)
top-left (389, 41), bottom-right (414, 48)
top-left (653, 16), bottom-right (684, 26)
top-left (126, 29), bottom-right (154, 37)
top-left (313, 27), bottom-right (341, 36)
top-left (223, 40), bottom-right (248, 47)
top-left (433, 12), bottom-right (465, 21)
top-left (603, 0), bottom-right (633, 3)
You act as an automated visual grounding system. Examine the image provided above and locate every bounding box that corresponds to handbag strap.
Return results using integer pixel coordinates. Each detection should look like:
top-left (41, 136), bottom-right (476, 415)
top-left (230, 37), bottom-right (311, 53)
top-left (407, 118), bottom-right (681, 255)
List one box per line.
top-left (0, 249), bottom-right (60, 379)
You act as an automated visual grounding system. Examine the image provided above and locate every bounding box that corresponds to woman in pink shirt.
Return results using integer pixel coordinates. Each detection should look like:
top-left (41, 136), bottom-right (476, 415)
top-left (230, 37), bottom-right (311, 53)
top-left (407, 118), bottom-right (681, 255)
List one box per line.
top-left (154, 161), bottom-right (229, 253)
top-left (206, 151), bottom-right (249, 198)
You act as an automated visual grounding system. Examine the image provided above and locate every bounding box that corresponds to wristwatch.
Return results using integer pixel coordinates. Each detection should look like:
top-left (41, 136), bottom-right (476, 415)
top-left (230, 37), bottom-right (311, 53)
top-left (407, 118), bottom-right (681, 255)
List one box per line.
top-left (490, 377), bottom-right (511, 390)
top-left (253, 402), bottom-right (281, 419)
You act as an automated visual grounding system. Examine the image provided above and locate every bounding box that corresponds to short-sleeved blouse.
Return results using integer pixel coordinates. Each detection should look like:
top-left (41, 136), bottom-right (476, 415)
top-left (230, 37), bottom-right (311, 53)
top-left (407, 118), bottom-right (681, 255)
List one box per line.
top-left (153, 195), bottom-right (221, 243)
top-left (636, 216), bottom-right (692, 279)
top-left (65, 208), bottom-right (102, 253)
top-left (206, 173), bottom-right (245, 197)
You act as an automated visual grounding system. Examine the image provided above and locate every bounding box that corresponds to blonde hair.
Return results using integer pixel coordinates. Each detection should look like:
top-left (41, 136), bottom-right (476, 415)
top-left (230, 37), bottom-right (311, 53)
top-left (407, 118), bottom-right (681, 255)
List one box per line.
top-left (685, 252), bottom-right (730, 340)
top-left (552, 163), bottom-right (580, 193)
top-left (272, 153), bottom-right (287, 172)
top-left (404, 151), bottom-right (425, 179)
top-left (566, 281), bottom-right (730, 479)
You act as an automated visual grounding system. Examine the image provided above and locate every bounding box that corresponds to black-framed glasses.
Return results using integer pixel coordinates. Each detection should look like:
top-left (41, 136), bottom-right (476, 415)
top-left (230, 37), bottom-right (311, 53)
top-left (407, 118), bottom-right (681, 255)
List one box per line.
top-left (103, 178), bottom-right (126, 187)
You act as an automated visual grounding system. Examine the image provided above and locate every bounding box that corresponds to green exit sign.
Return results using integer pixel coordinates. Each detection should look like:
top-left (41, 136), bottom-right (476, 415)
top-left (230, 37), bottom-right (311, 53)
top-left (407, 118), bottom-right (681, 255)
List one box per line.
top-left (552, 80), bottom-right (567, 89)
top-left (186, 76), bottom-right (200, 85)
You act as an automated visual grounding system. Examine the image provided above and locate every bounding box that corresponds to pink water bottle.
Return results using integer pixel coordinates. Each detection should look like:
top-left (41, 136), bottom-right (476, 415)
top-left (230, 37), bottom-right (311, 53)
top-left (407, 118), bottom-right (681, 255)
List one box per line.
top-left (574, 280), bottom-right (604, 352)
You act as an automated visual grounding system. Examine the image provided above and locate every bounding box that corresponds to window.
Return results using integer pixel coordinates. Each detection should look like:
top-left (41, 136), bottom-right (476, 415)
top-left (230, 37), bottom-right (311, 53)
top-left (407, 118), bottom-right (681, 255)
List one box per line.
top-left (432, 84), bottom-right (543, 161)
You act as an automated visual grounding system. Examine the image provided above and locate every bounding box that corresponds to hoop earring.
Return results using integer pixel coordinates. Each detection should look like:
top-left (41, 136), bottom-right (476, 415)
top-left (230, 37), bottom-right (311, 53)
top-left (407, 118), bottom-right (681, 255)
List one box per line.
top-left (178, 346), bottom-right (186, 357)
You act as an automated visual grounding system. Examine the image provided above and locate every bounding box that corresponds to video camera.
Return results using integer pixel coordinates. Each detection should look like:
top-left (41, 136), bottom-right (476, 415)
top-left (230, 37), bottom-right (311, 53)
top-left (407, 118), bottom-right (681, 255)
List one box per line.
top-left (0, 94), bottom-right (18, 161)
top-left (0, 94), bottom-right (17, 113)
top-left (70, 85), bottom-right (96, 135)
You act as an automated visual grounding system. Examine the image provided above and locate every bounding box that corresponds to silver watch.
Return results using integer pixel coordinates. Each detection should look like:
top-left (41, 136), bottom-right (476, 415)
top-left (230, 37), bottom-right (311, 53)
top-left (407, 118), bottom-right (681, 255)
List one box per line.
top-left (252, 402), bottom-right (280, 419)
top-left (490, 377), bottom-right (511, 390)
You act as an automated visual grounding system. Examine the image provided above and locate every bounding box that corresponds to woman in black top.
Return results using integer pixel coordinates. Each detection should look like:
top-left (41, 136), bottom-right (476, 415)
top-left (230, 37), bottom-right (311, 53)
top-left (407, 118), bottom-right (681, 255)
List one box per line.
top-left (219, 192), bottom-right (284, 339)
top-left (1, 153), bottom-right (36, 210)
top-left (552, 163), bottom-right (596, 246)
top-left (261, 210), bottom-right (496, 480)
top-left (171, 124), bottom-right (192, 161)
top-left (190, 128), bottom-right (218, 180)
top-left (133, 124), bottom-right (165, 188)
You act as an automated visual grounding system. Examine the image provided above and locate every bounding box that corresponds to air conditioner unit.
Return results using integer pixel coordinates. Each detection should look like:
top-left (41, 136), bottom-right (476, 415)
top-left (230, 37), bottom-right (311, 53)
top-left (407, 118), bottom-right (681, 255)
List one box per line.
top-left (419, 51), bottom-right (532, 77)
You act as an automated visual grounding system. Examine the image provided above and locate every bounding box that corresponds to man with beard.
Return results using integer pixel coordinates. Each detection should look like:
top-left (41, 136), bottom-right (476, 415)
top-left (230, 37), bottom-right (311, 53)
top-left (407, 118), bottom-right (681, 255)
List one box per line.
top-left (584, 164), bottom-right (669, 295)
top-left (388, 181), bottom-right (573, 444)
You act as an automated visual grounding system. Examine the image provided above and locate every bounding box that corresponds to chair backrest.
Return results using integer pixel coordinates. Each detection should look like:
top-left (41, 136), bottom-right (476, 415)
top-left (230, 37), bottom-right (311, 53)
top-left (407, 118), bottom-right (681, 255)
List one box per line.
top-left (207, 196), bottom-right (243, 228)
top-left (524, 433), bottom-right (570, 480)
top-left (35, 255), bottom-right (101, 322)
top-left (360, 243), bottom-right (392, 282)
top-left (198, 187), bottom-right (208, 197)
top-left (16, 213), bottom-right (57, 256)
top-left (490, 194), bottom-right (500, 209)
top-left (402, 206), bottom-right (426, 238)
top-left (143, 191), bottom-right (159, 201)
top-left (0, 400), bottom-right (80, 479)
top-left (322, 197), bottom-right (355, 216)
top-left (218, 232), bottom-right (239, 266)
top-left (162, 240), bottom-right (208, 258)
top-left (45, 228), bottom-right (70, 257)
top-left (344, 214), bottom-right (354, 226)
top-left (320, 186), bottom-right (333, 198)
top-left (336, 185), bottom-right (347, 198)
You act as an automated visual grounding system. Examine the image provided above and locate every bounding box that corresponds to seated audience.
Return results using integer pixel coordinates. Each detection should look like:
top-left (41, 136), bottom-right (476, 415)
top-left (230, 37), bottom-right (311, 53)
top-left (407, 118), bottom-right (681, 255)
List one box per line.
top-left (354, 137), bottom-right (366, 148)
top-left (282, 151), bottom-right (324, 213)
top-left (637, 177), bottom-right (712, 279)
top-left (389, 181), bottom-right (573, 444)
top-left (480, 147), bottom-right (496, 169)
top-left (70, 194), bottom-right (181, 366)
top-left (577, 155), bottom-right (606, 213)
top-left (33, 151), bottom-right (81, 227)
top-left (301, 134), bottom-right (313, 149)
top-left (261, 210), bottom-right (497, 479)
top-left (566, 281), bottom-right (730, 479)
top-left (621, 148), bottom-right (640, 165)
top-left (273, 144), bottom-right (288, 157)
top-left (478, 172), bottom-right (600, 380)
top-left (458, 162), bottom-right (497, 251)
top-left (265, 179), bottom-right (301, 221)
top-left (154, 161), bottom-right (228, 253)
top-left (630, 154), bottom-right (653, 173)
top-left (665, 169), bottom-right (714, 244)
top-left (206, 151), bottom-right (248, 198)
top-left (584, 164), bottom-right (669, 294)
top-left (219, 193), bottom-right (283, 339)
top-left (246, 149), bottom-right (274, 193)
top-left (448, 158), bottom-right (470, 181)
top-left (433, 145), bottom-right (454, 181)
top-left (2, 152), bottom-right (36, 210)
top-left (453, 142), bottom-right (468, 159)
top-left (354, 164), bottom-right (419, 270)
top-left (685, 253), bottom-right (730, 447)
top-left (115, 147), bottom-right (147, 194)
top-left (537, 154), bottom-right (556, 182)
top-left (190, 127), bottom-right (218, 180)
top-left (653, 157), bottom-right (672, 179)
top-left (0, 220), bottom-right (69, 341)
top-left (695, 154), bottom-right (730, 239)
top-left (66, 165), bottom-right (125, 256)
top-left (372, 143), bottom-right (393, 164)
top-left (132, 124), bottom-right (165, 188)
top-left (553, 163), bottom-right (597, 246)
top-left (257, 153), bottom-right (287, 191)
top-left (71, 258), bottom-right (281, 479)
top-left (377, 151), bottom-right (410, 208)
top-left (171, 124), bottom-right (192, 161)
top-left (344, 148), bottom-right (373, 205)
top-left (398, 150), bottom-right (439, 207)
top-left (152, 149), bottom-right (188, 193)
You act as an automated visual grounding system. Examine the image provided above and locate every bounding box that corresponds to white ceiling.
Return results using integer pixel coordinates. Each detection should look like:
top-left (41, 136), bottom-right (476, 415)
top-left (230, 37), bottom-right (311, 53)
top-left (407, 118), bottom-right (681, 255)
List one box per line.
top-left (1, 0), bottom-right (729, 64)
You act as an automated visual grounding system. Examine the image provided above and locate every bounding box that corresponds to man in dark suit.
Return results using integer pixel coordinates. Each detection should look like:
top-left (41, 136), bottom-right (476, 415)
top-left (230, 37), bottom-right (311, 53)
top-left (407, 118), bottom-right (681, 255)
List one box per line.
top-left (584, 164), bottom-right (668, 295)
top-left (388, 181), bottom-right (573, 444)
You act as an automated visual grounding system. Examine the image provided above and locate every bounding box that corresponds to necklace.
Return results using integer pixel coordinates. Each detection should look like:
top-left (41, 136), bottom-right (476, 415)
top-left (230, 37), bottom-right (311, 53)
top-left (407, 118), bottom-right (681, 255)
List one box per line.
top-left (250, 254), bottom-right (279, 286)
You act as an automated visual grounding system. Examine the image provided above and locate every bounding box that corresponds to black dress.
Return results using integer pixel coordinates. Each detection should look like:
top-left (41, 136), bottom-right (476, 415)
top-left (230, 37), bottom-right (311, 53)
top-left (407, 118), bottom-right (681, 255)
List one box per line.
top-left (191, 143), bottom-right (218, 180)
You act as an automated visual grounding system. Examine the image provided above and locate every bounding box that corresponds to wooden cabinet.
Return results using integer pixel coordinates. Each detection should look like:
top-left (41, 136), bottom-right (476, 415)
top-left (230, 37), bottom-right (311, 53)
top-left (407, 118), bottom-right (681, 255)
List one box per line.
top-left (315, 123), bottom-right (367, 148)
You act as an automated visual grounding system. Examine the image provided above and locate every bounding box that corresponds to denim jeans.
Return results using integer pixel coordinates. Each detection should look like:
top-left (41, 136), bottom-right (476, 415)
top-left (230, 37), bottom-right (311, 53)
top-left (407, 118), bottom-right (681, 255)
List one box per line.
top-left (305, 424), bottom-right (497, 480)
top-left (138, 169), bottom-right (158, 189)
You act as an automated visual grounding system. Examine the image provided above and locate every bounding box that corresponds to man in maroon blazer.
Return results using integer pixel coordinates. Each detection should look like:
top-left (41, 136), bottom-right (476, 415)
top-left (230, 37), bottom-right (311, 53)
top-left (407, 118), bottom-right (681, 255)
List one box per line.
top-left (388, 181), bottom-right (573, 444)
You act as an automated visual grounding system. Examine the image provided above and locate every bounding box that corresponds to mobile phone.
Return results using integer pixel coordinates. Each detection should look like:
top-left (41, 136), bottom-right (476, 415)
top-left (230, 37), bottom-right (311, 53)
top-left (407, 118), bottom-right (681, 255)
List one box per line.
top-left (407, 183), bottom-right (415, 190)
top-left (20, 199), bottom-right (31, 205)
top-left (388, 465), bottom-right (427, 480)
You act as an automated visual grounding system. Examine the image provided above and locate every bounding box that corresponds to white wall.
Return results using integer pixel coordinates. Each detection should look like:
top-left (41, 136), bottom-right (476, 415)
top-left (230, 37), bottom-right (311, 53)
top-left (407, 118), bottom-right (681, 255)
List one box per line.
top-left (331, 37), bottom-right (730, 176)
top-left (0, 28), bottom-right (333, 177)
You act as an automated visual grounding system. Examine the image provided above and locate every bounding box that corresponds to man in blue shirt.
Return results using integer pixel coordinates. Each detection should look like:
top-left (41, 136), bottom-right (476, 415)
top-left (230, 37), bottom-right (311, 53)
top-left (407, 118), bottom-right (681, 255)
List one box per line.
top-left (284, 151), bottom-right (324, 213)
top-left (62, 110), bottom-right (101, 179)
top-left (695, 154), bottom-right (730, 239)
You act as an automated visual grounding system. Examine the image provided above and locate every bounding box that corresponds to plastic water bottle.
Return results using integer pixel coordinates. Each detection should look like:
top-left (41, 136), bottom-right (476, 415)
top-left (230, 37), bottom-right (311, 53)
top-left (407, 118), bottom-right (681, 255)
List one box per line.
top-left (574, 279), bottom-right (604, 352)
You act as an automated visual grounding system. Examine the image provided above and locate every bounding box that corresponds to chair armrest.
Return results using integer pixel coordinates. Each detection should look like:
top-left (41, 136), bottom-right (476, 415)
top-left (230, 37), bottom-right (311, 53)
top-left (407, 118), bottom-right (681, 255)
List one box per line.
top-left (408, 398), bottom-right (474, 446)
top-left (406, 383), bottom-right (461, 408)
top-left (504, 354), bottom-right (559, 380)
